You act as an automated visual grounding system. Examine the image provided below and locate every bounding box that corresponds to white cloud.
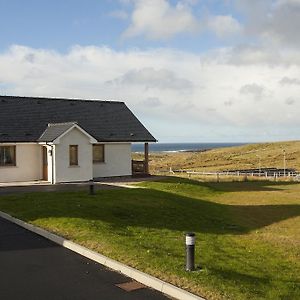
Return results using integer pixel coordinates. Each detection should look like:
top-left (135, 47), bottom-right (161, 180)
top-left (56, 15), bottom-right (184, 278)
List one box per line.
top-left (279, 77), bottom-right (300, 85)
top-left (106, 67), bottom-right (193, 91)
top-left (224, 100), bottom-right (234, 107)
top-left (239, 83), bottom-right (266, 101)
top-left (226, 45), bottom-right (281, 65)
top-left (140, 97), bottom-right (162, 107)
top-left (122, 0), bottom-right (199, 40)
top-left (234, 0), bottom-right (300, 48)
top-left (207, 15), bottom-right (242, 38)
top-left (1, 44), bottom-right (300, 142)
top-left (285, 97), bottom-right (296, 105)
top-left (122, 1), bottom-right (243, 41)
top-left (276, 0), bottom-right (300, 7)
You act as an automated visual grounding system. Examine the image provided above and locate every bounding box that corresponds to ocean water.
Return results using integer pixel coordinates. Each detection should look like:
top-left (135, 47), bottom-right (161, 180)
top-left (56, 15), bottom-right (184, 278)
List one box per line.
top-left (131, 142), bottom-right (245, 153)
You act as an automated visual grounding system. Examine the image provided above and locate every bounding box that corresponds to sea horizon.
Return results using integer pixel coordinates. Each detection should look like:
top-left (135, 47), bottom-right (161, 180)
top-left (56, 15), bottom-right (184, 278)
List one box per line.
top-left (131, 142), bottom-right (247, 153)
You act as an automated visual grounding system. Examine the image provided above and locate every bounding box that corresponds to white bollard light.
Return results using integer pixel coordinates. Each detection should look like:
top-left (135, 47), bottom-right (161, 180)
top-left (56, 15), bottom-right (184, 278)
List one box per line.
top-left (185, 232), bottom-right (196, 271)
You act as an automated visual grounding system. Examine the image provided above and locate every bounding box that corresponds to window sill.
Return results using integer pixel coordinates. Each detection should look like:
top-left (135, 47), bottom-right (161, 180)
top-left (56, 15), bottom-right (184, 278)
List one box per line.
top-left (69, 165), bottom-right (80, 168)
top-left (93, 162), bottom-right (105, 164)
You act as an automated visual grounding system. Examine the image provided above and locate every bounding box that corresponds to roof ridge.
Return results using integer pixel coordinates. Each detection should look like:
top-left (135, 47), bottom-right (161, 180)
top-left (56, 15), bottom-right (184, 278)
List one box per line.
top-left (48, 122), bottom-right (77, 127)
top-left (0, 95), bottom-right (124, 104)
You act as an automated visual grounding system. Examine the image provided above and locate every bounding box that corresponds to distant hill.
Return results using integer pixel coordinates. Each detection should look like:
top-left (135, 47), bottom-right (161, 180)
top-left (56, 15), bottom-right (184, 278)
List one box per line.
top-left (142, 140), bottom-right (300, 173)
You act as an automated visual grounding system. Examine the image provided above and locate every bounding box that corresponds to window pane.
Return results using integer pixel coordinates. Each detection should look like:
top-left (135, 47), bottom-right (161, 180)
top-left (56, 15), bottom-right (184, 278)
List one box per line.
top-left (93, 145), bottom-right (104, 163)
top-left (69, 145), bottom-right (78, 166)
top-left (0, 146), bottom-right (16, 166)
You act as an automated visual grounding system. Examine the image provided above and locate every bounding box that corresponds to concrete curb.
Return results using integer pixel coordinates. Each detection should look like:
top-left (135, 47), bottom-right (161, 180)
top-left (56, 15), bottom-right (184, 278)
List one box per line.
top-left (0, 211), bottom-right (205, 300)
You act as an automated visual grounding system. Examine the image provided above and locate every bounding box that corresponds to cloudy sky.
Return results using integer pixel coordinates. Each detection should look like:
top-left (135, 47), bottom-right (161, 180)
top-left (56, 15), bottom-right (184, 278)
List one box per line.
top-left (1, 0), bottom-right (300, 142)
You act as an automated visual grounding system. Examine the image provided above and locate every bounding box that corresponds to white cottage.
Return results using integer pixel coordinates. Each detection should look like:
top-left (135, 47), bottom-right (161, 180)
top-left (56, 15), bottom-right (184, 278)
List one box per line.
top-left (0, 96), bottom-right (156, 184)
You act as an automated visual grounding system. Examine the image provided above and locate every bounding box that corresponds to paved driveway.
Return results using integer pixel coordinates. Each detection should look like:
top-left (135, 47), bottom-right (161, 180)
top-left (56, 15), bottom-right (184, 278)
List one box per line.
top-left (0, 217), bottom-right (169, 300)
top-left (0, 176), bottom-right (167, 196)
top-left (0, 183), bottom-right (120, 196)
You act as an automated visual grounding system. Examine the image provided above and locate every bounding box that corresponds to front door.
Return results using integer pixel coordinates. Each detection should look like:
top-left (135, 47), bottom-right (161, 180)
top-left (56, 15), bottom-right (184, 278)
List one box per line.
top-left (42, 147), bottom-right (48, 181)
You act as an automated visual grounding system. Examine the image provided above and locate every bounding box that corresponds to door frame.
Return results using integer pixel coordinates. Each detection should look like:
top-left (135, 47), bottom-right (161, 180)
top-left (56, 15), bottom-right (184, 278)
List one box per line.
top-left (42, 146), bottom-right (48, 181)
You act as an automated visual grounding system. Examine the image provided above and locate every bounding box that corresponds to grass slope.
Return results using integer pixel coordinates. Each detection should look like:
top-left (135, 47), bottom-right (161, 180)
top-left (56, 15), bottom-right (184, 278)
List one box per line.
top-left (0, 178), bottom-right (299, 299)
top-left (134, 140), bottom-right (300, 173)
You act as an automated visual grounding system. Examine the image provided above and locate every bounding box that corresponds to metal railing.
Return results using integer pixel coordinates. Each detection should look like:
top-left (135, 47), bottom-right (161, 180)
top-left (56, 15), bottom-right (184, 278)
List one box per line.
top-left (155, 167), bottom-right (300, 180)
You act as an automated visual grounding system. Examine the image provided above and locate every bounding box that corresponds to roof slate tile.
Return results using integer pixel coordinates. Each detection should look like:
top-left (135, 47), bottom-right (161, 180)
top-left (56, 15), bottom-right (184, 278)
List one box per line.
top-left (0, 96), bottom-right (156, 143)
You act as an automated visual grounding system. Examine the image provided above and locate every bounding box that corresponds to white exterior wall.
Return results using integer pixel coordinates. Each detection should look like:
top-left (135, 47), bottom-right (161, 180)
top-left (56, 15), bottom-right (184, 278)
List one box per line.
top-left (0, 144), bottom-right (42, 182)
top-left (93, 143), bottom-right (132, 178)
top-left (0, 138), bottom-right (133, 183)
top-left (44, 144), bottom-right (54, 183)
top-left (54, 128), bottom-right (93, 183)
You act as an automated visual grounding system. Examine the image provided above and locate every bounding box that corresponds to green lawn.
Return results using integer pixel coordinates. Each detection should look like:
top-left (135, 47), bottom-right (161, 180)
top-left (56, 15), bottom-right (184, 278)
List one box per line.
top-left (0, 178), bottom-right (299, 300)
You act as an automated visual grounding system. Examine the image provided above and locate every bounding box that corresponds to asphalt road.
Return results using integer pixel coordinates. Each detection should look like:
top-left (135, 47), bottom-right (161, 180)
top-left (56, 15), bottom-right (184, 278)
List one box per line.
top-left (0, 217), bottom-right (169, 300)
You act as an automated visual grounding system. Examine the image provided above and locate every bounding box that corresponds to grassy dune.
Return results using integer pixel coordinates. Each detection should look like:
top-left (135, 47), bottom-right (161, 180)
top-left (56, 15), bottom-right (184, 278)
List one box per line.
top-left (134, 140), bottom-right (300, 173)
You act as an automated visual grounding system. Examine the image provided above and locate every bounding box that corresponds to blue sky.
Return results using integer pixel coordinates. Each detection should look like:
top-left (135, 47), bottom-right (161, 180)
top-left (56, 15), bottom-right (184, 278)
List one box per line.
top-left (0, 0), bottom-right (242, 52)
top-left (0, 1), bottom-right (121, 50)
top-left (1, 0), bottom-right (300, 142)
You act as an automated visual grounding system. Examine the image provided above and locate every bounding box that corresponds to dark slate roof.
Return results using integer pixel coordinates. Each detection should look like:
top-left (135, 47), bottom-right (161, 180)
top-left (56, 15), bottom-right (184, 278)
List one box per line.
top-left (38, 122), bottom-right (78, 142)
top-left (0, 96), bottom-right (156, 143)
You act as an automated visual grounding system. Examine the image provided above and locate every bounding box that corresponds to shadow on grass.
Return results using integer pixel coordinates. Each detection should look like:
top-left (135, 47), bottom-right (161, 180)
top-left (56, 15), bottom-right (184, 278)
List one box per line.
top-left (105, 189), bottom-right (300, 235)
top-left (206, 266), bottom-right (300, 299)
top-left (206, 180), bottom-right (300, 193)
top-left (208, 266), bottom-right (271, 285)
top-left (1, 178), bottom-right (299, 236)
top-left (159, 176), bottom-right (300, 192)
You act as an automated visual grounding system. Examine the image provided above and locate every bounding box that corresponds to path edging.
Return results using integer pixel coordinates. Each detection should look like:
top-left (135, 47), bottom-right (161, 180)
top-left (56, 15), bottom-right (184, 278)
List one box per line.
top-left (0, 211), bottom-right (205, 300)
